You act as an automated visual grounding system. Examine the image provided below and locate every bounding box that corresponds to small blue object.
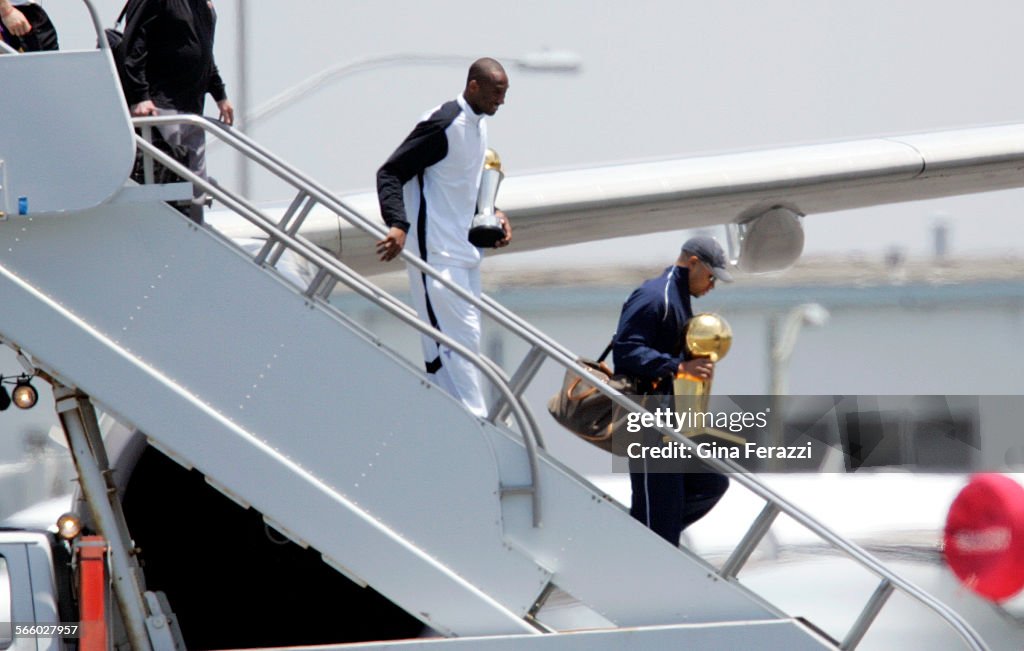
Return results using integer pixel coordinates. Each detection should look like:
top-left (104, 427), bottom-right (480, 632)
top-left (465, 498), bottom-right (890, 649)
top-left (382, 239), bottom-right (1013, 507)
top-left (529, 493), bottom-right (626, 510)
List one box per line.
top-left (17, 197), bottom-right (28, 215)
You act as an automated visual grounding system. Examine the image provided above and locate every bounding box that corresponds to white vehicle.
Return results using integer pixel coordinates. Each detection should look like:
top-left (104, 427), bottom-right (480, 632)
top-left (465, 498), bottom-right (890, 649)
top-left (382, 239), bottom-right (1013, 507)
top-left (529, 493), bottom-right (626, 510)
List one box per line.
top-left (1, 2), bottom-right (1022, 649)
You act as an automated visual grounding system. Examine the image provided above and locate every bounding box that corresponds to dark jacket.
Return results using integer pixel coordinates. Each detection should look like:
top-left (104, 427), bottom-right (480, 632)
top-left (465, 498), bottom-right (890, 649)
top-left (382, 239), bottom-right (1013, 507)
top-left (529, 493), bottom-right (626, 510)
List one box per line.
top-left (121, 0), bottom-right (226, 113)
top-left (613, 266), bottom-right (694, 394)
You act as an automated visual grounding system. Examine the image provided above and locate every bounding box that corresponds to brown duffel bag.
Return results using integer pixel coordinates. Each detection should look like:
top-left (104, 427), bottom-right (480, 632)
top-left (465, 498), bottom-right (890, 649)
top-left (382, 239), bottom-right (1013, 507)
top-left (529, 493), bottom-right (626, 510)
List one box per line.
top-left (547, 340), bottom-right (640, 454)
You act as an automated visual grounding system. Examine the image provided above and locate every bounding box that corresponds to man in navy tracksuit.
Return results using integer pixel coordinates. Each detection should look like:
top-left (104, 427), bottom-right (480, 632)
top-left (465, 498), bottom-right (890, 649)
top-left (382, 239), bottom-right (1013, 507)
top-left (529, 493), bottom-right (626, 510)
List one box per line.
top-left (614, 236), bottom-right (733, 546)
top-left (376, 58), bottom-right (511, 417)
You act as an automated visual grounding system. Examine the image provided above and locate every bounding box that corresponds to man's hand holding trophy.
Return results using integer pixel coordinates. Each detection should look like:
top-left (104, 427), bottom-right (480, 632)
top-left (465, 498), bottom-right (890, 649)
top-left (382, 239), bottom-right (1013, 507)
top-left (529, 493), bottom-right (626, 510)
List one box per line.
top-left (672, 313), bottom-right (746, 445)
top-left (469, 149), bottom-right (511, 248)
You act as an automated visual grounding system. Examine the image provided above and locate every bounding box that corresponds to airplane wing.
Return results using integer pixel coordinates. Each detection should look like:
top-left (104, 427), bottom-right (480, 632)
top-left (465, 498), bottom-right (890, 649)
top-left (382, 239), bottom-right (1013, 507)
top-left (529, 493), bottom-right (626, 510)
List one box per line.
top-left (207, 123), bottom-right (1024, 276)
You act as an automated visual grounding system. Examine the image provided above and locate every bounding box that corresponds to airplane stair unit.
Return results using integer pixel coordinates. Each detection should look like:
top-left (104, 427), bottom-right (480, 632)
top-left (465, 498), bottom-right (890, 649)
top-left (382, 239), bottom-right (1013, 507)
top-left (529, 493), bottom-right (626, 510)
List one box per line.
top-left (0, 13), bottom-right (989, 651)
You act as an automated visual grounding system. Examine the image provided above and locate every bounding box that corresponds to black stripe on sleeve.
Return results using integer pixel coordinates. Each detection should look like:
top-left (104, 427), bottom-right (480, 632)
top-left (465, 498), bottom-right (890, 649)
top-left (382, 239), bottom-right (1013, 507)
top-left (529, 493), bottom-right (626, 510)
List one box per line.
top-left (375, 100), bottom-right (461, 232)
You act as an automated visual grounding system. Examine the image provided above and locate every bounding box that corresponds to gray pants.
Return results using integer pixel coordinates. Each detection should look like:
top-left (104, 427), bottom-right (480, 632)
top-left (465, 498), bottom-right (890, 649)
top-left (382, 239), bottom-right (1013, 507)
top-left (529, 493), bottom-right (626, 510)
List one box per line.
top-left (154, 107), bottom-right (209, 222)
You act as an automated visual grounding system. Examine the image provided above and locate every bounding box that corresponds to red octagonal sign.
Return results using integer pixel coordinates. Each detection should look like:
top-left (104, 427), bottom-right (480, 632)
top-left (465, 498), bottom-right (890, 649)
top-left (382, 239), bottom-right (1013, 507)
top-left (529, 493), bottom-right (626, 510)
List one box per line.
top-left (944, 473), bottom-right (1024, 602)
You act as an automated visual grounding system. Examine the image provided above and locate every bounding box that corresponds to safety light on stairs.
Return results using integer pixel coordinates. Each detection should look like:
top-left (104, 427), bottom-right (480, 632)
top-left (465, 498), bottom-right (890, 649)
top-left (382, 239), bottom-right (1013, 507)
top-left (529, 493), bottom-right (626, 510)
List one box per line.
top-left (12, 375), bottom-right (38, 409)
top-left (0, 374), bottom-right (38, 410)
top-left (57, 512), bottom-right (83, 540)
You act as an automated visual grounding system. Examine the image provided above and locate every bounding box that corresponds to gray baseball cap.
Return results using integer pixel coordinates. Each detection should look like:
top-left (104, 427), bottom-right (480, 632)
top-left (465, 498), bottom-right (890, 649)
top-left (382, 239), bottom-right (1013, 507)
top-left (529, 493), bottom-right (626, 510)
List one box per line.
top-left (682, 236), bottom-right (733, 282)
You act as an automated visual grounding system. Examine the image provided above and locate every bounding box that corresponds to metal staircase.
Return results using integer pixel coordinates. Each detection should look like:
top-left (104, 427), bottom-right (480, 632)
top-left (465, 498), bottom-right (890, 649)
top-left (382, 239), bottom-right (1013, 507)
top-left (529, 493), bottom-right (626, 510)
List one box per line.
top-left (0, 6), bottom-right (990, 649)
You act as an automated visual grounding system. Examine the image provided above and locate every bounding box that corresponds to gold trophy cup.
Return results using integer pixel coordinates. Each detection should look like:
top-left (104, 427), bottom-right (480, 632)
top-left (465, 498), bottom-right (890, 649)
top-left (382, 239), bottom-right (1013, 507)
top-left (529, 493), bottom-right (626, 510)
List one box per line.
top-left (468, 149), bottom-right (506, 247)
top-left (673, 313), bottom-right (743, 443)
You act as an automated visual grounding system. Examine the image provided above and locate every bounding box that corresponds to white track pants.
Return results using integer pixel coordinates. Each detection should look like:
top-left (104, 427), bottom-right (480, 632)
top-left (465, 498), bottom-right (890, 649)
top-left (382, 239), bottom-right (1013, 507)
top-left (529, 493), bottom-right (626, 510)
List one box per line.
top-left (407, 263), bottom-right (486, 418)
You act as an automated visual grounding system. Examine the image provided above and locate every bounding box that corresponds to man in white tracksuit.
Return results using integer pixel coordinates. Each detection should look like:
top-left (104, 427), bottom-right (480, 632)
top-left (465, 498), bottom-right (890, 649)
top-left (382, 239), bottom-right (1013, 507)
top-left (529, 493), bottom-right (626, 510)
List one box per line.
top-left (376, 58), bottom-right (512, 417)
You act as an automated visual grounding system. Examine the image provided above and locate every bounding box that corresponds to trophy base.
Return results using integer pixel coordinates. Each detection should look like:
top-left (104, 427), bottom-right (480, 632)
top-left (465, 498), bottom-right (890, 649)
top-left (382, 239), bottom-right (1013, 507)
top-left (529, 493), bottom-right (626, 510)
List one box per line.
top-left (469, 224), bottom-right (505, 248)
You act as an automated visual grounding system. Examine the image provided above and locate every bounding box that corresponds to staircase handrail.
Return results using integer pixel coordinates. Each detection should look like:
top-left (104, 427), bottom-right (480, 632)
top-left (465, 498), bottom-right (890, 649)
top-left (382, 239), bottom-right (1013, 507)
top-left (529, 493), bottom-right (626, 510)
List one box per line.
top-left (130, 114), bottom-right (988, 651)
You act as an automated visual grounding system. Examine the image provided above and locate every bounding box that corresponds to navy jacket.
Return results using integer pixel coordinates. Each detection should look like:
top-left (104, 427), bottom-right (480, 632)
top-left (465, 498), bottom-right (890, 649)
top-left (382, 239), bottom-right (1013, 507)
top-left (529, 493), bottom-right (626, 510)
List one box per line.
top-left (613, 266), bottom-right (694, 393)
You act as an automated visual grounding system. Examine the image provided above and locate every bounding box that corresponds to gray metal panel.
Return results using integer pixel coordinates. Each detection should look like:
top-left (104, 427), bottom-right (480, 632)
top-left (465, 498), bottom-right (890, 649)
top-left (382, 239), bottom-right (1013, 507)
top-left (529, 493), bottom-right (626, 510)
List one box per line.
top-left (0, 51), bottom-right (134, 215)
top-left (486, 429), bottom-right (780, 626)
top-left (0, 197), bottom-right (807, 640)
top-left (0, 204), bottom-right (547, 637)
top-left (0, 536), bottom-right (53, 651)
top-left (4, 202), bottom-right (553, 610)
top-left (261, 619), bottom-right (833, 650)
top-left (23, 541), bottom-right (60, 651)
top-left (0, 196), bottom-right (802, 628)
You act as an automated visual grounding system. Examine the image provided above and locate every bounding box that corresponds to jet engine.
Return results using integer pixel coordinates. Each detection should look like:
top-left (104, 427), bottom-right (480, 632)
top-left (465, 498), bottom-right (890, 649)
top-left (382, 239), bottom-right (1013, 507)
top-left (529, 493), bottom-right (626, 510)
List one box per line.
top-left (725, 206), bottom-right (805, 273)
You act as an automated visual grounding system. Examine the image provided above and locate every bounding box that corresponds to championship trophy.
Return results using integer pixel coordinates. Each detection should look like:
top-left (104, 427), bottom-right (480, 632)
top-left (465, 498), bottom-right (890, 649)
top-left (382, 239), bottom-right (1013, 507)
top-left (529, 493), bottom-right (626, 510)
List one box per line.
top-left (468, 149), bottom-right (506, 247)
top-left (673, 313), bottom-right (744, 444)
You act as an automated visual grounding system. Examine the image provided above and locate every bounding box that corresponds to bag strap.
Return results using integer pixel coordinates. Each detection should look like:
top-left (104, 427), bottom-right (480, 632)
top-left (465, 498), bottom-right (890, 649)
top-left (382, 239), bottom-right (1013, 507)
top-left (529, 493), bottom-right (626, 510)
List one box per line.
top-left (596, 333), bottom-right (616, 363)
top-left (115, 0), bottom-right (133, 27)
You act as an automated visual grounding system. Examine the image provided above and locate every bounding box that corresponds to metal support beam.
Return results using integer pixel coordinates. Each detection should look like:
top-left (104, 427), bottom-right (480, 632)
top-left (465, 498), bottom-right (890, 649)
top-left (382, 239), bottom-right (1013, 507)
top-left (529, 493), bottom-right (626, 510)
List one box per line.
top-left (141, 126), bottom-right (155, 185)
top-left (254, 189), bottom-right (307, 266)
top-left (841, 579), bottom-right (895, 650)
top-left (53, 385), bottom-right (153, 651)
top-left (267, 194), bottom-right (318, 267)
top-left (489, 345), bottom-right (546, 423)
top-left (304, 267), bottom-right (330, 298)
top-left (720, 502), bottom-right (780, 579)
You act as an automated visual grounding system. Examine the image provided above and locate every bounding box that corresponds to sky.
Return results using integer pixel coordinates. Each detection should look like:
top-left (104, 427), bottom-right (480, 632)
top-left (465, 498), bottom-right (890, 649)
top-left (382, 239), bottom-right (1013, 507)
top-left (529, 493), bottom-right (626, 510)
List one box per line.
top-left (5, 0), bottom-right (1024, 458)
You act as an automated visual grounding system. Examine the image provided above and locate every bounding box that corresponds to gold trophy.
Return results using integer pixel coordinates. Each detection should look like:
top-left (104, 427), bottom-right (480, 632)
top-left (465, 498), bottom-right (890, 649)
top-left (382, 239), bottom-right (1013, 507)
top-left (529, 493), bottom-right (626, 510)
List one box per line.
top-left (468, 149), bottom-right (506, 247)
top-left (672, 313), bottom-right (744, 444)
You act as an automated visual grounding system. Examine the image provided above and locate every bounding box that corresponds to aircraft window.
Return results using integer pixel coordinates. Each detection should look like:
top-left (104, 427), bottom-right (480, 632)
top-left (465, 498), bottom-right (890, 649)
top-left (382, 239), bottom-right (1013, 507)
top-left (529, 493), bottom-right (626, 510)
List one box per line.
top-left (0, 556), bottom-right (12, 650)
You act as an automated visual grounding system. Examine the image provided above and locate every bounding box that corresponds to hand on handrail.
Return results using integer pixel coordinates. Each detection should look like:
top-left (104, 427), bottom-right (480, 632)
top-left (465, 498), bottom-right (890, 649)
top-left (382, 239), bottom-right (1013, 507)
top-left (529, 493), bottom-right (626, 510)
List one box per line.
top-left (376, 226), bottom-right (407, 262)
top-left (216, 99), bottom-right (235, 126)
top-left (130, 100), bottom-right (159, 117)
top-left (0, 1), bottom-right (31, 36)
